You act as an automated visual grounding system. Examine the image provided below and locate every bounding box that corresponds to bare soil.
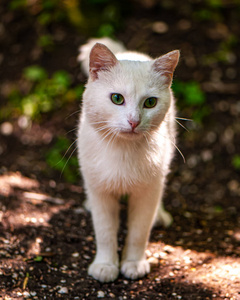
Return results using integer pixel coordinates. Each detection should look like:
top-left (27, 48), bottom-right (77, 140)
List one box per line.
top-left (0, 1), bottom-right (240, 299)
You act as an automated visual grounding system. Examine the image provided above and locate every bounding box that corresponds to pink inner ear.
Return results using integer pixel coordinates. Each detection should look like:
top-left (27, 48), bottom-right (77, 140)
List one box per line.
top-left (89, 43), bottom-right (118, 80)
top-left (153, 50), bottom-right (180, 86)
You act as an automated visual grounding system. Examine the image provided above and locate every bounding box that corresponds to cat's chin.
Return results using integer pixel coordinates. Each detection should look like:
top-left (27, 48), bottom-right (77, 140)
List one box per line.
top-left (119, 131), bottom-right (142, 140)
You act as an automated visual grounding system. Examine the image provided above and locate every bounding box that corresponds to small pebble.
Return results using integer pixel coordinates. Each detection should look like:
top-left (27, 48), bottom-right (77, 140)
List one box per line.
top-left (97, 290), bottom-right (105, 298)
top-left (23, 291), bottom-right (30, 297)
top-left (72, 252), bottom-right (79, 257)
top-left (58, 287), bottom-right (68, 294)
top-left (148, 256), bottom-right (159, 266)
top-left (74, 207), bottom-right (85, 214)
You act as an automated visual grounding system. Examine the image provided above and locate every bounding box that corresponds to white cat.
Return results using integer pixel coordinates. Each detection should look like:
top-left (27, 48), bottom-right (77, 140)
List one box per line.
top-left (77, 37), bottom-right (179, 282)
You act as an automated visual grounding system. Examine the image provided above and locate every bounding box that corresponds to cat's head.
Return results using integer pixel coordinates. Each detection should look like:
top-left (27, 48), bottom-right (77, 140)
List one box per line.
top-left (83, 43), bottom-right (179, 141)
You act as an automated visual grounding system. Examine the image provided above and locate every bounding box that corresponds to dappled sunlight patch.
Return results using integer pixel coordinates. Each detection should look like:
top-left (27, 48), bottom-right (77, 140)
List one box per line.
top-left (0, 172), bottom-right (39, 197)
top-left (2, 194), bottom-right (73, 229)
top-left (5, 210), bottom-right (52, 228)
top-left (186, 257), bottom-right (240, 297)
top-left (232, 229), bottom-right (240, 242)
top-left (0, 171), bottom-right (76, 230)
top-left (23, 191), bottom-right (65, 205)
top-left (146, 242), bottom-right (240, 297)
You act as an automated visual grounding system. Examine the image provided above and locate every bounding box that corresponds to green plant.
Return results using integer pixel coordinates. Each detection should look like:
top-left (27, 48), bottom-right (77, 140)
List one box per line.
top-left (172, 80), bottom-right (209, 124)
top-left (173, 81), bottom-right (205, 106)
top-left (9, 0), bottom-right (128, 37)
top-left (202, 34), bottom-right (239, 65)
top-left (232, 155), bottom-right (240, 170)
top-left (46, 136), bottom-right (79, 183)
top-left (5, 66), bottom-right (84, 120)
top-left (34, 255), bottom-right (43, 262)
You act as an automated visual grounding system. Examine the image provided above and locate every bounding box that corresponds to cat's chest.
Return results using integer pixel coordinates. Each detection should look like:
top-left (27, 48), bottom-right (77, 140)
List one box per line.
top-left (94, 145), bottom-right (152, 191)
top-left (80, 134), bottom-right (163, 193)
top-left (94, 141), bottom-right (147, 175)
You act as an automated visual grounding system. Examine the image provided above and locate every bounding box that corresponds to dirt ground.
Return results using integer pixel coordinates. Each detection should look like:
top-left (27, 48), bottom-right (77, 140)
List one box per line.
top-left (0, 1), bottom-right (240, 299)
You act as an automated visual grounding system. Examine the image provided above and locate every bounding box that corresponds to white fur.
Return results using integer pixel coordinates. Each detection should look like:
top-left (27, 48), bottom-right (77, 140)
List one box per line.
top-left (77, 38), bottom-right (178, 282)
top-left (78, 37), bottom-right (126, 76)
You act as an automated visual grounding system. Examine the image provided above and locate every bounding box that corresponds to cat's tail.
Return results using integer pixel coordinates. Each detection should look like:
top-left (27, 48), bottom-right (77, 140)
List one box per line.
top-left (78, 37), bottom-right (126, 76)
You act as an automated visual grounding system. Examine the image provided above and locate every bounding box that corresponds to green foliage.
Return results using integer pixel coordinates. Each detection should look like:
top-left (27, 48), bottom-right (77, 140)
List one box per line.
top-left (173, 81), bottom-right (205, 106)
top-left (203, 34), bottom-right (239, 65)
top-left (9, 0), bottom-right (128, 38)
top-left (23, 65), bottom-right (47, 82)
top-left (214, 205), bottom-right (223, 213)
top-left (34, 256), bottom-right (43, 262)
top-left (172, 80), bottom-right (209, 124)
top-left (46, 137), bottom-right (79, 183)
top-left (5, 66), bottom-right (83, 120)
top-left (9, 0), bottom-right (67, 24)
top-left (9, 0), bottom-right (27, 10)
top-left (232, 155), bottom-right (240, 170)
top-left (37, 34), bottom-right (54, 50)
top-left (194, 0), bottom-right (240, 21)
top-left (205, 0), bottom-right (223, 8)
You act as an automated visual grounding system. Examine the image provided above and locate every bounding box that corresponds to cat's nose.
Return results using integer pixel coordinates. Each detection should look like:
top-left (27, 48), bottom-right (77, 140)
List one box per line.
top-left (128, 120), bottom-right (140, 130)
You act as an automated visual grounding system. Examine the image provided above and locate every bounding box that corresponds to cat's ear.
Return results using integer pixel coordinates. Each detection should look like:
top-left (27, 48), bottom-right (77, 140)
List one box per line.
top-left (89, 43), bottom-right (118, 80)
top-left (153, 50), bottom-right (180, 87)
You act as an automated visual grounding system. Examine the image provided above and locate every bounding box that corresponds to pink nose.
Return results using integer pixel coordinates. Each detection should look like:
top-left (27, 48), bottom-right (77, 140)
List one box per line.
top-left (128, 120), bottom-right (140, 130)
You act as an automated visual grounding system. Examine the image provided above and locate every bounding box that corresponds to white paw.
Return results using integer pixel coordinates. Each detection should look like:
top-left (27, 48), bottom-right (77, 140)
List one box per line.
top-left (88, 263), bottom-right (119, 283)
top-left (154, 208), bottom-right (173, 228)
top-left (121, 260), bottom-right (150, 280)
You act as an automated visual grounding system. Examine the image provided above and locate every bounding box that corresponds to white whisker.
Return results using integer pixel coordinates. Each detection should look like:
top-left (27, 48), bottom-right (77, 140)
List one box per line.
top-left (175, 119), bottom-right (189, 132)
top-left (171, 139), bottom-right (185, 163)
top-left (143, 132), bottom-right (152, 148)
top-left (56, 139), bottom-right (78, 168)
top-left (65, 127), bottom-right (78, 136)
top-left (162, 133), bottom-right (185, 163)
top-left (175, 117), bottom-right (192, 121)
top-left (65, 110), bottom-right (81, 120)
top-left (89, 120), bottom-right (111, 126)
top-left (60, 145), bottom-right (78, 178)
top-left (99, 128), bottom-right (116, 144)
top-left (105, 129), bottom-right (118, 150)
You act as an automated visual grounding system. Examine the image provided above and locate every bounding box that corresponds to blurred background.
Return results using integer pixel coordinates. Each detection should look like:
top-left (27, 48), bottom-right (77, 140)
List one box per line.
top-left (0, 0), bottom-right (240, 298)
top-left (0, 0), bottom-right (239, 185)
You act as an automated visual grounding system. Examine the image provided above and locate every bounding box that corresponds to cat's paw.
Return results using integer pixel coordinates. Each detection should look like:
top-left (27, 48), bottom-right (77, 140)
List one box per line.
top-left (154, 208), bottom-right (173, 228)
top-left (121, 260), bottom-right (150, 280)
top-left (88, 263), bottom-right (119, 283)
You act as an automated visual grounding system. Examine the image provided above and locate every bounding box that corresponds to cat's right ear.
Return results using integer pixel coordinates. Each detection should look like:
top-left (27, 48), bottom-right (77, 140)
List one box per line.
top-left (153, 50), bottom-right (180, 87)
top-left (89, 43), bottom-right (118, 81)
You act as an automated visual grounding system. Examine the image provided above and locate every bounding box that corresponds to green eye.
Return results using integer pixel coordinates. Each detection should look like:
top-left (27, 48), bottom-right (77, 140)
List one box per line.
top-left (111, 93), bottom-right (124, 105)
top-left (144, 97), bottom-right (157, 108)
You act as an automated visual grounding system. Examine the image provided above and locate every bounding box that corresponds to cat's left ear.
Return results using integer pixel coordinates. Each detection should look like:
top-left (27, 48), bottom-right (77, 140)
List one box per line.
top-left (89, 43), bottom-right (118, 81)
top-left (153, 50), bottom-right (180, 87)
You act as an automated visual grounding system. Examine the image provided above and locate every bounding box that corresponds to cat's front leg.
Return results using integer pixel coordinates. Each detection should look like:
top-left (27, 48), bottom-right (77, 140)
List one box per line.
top-left (87, 188), bottom-right (120, 282)
top-left (121, 184), bottom-right (160, 280)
